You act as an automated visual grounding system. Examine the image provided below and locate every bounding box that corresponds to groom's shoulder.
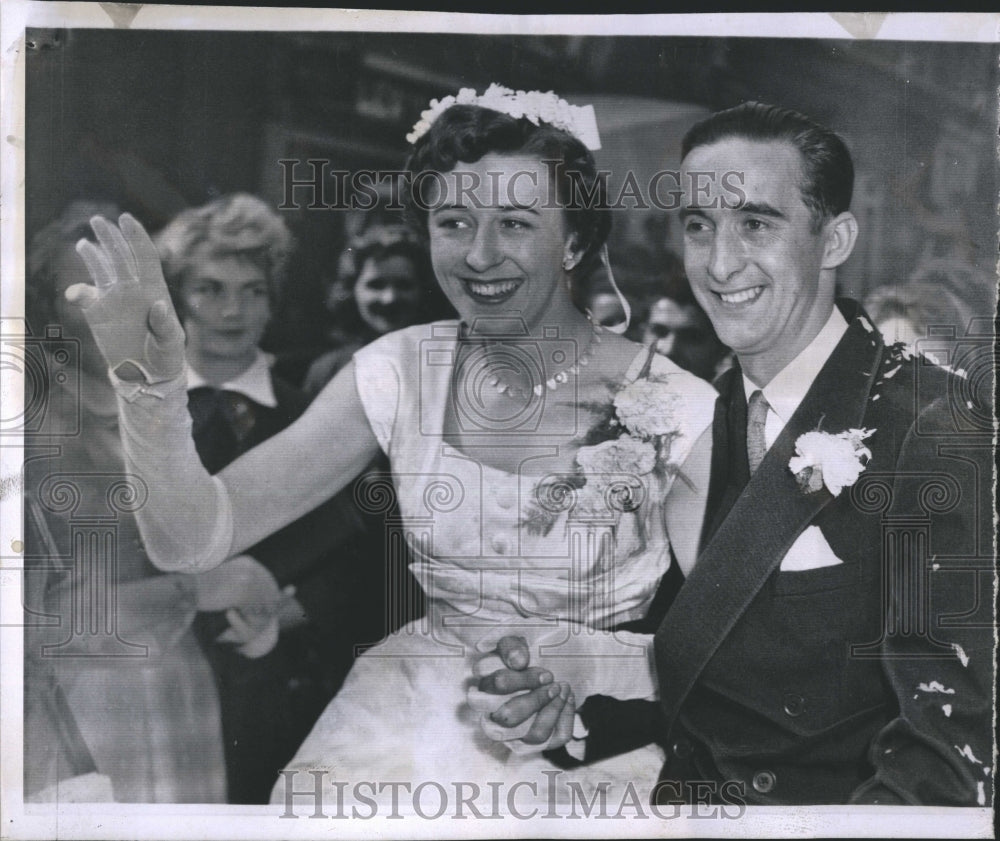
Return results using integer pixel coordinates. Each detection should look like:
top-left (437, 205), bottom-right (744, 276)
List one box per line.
top-left (873, 339), bottom-right (978, 430)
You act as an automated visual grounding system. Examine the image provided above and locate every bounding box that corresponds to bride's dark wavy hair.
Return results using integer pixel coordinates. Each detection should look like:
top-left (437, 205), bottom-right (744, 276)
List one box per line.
top-left (403, 104), bottom-right (612, 280)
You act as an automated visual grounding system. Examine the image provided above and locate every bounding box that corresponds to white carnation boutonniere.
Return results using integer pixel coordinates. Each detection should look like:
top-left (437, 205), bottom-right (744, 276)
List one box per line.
top-left (788, 427), bottom-right (875, 496)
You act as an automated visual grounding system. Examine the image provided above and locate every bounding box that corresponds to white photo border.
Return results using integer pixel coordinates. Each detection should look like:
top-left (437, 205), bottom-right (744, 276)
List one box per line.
top-left (1, 4), bottom-right (996, 839)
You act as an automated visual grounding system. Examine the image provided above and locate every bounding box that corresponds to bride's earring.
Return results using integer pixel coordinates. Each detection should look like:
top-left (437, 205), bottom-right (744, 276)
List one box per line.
top-left (562, 233), bottom-right (581, 273)
top-left (562, 254), bottom-right (578, 291)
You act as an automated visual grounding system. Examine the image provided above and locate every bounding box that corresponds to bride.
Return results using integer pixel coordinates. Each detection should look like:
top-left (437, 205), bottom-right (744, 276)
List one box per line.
top-left (67, 85), bottom-right (718, 811)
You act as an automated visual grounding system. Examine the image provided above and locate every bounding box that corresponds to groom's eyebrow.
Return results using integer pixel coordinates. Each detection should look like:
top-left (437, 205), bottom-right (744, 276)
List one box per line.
top-left (737, 201), bottom-right (786, 220)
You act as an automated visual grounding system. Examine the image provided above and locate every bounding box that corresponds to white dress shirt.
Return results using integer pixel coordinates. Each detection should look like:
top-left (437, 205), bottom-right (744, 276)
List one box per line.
top-left (742, 307), bottom-right (850, 574)
top-left (185, 350), bottom-right (278, 408)
top-left (742, 307), bottom-right (849, 449)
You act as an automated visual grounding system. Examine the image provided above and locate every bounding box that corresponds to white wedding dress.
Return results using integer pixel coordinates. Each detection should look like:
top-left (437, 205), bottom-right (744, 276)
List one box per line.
top-left (272, 322), bottom-right (716, 812)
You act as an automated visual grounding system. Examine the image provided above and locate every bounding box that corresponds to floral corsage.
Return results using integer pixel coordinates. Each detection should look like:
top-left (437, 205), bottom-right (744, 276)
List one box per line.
top-left (523, 377), bottom-right (685, 534)
top-left (788, 426), bottom-right (875, 496)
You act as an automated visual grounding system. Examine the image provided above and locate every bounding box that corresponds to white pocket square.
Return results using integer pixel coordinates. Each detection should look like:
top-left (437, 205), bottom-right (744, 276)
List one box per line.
top-left (779, 525), bottom-right (845, 572)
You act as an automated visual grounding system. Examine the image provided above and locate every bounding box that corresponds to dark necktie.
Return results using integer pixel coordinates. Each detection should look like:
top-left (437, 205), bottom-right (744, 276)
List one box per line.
top-left (746, 389), bottom-right (770, 475)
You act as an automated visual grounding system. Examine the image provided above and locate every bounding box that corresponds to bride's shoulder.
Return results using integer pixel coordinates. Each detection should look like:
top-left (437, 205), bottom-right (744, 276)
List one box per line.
top-left (641, 352), bottom-right (719, 437)
top-left (616, 345), bottom-right (719, 424)
top-left (355, 320), bottom-right (460, 362)
top-left (646, 350), bottom-right (717, 394)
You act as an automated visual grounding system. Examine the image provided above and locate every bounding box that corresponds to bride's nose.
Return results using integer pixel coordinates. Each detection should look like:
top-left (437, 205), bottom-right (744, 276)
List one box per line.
top-left (465, 225), bottom-right (501, 272)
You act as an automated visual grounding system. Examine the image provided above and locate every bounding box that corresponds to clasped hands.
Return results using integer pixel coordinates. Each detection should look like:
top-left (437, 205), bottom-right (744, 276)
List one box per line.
top-left (468, 635), bottom-right (578, 753)
top-left (469, 627), bottom-right (658, 754)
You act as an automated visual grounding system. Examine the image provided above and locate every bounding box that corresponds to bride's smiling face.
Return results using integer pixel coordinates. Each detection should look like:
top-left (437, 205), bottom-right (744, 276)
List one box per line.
top-left (426, 153), bottom-right (576, 334)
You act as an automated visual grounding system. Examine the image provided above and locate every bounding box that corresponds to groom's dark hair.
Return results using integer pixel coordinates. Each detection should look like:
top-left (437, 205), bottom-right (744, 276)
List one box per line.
top-left (681, 101), bottom-right (854, 233)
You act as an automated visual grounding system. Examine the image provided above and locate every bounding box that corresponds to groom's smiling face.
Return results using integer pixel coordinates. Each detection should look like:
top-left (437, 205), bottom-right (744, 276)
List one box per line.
top-left (680, 138), bottom-right (836, 381)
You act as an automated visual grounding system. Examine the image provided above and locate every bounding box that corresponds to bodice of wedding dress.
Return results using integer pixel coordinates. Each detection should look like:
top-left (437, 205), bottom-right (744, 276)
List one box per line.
top-left (351, 322), bottom-right (718, 699)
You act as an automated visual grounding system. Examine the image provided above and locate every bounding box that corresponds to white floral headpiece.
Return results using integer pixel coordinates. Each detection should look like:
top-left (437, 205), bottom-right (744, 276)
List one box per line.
top-left (406, 84), bottom-right (602, 151)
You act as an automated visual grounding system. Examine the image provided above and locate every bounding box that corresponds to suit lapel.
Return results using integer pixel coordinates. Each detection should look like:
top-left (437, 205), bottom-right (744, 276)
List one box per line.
top-left (655, 315), bottom-right (885, 726)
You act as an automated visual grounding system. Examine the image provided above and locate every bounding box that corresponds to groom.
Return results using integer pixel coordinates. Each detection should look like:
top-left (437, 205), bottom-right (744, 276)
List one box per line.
top-left (476, 102), bottom-right (994, 805)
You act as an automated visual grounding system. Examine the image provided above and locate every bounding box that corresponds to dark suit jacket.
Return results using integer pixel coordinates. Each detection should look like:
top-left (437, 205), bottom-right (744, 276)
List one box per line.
top-left (560, 302), bottom-right (994, 806)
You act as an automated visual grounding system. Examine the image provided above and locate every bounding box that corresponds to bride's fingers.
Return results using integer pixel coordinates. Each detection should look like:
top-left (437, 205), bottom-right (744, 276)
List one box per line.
top-left (63, 282), bottom-right (100, 309)
top-left (74, 239), bottom-right (116, 289)
top-left (467, 685), bottom-right (513, 715)
top-left (490, 683), bottom-right (561, 727)
top-left (472, 654), bottom-right (504, 677)
top-left (479, 666), bottom-right (552, 694)
top-left (147, 299), bottom-right (186, 351)
top-left (119, 213), bottom-right (165, 289)
top-left (521, 684), bottom-right (568, 745)
top-left (90, 216), bottom-right (139, 285)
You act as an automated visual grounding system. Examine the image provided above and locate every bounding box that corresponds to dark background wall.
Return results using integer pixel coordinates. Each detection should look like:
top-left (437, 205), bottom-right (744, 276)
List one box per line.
top-left (25, 30), bottom-right (998, 351)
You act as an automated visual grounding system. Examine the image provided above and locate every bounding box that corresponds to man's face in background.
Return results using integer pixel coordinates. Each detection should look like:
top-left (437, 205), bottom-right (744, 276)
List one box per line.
top-left (643, 296), bottom-right (726, 381)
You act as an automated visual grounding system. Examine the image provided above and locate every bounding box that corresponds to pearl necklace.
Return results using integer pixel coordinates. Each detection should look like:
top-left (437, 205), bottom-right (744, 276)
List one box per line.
top-left (484, 317), bottom-right (603, 400)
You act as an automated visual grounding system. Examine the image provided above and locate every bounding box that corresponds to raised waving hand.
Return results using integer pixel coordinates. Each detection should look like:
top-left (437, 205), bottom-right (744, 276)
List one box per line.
top-left (67, 213), bottom-right (185, 384)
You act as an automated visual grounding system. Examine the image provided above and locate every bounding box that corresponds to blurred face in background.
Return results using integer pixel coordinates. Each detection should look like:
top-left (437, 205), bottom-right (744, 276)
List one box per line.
top-left (643, 297), bottom-right (725, 381)
top-left (179, 252), bottom-right (271, 370)
top-left (352, 254), bottom-right (423, 335)
top-left (587, 292), bottom-right (626, 328)
top-left (874, 315), bottom-right (921, 347)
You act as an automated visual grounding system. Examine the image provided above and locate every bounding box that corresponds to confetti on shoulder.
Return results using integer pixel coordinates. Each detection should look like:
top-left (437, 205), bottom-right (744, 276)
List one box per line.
top-left (955, 744), bottom-right (983, 764)
top-left (952, 642), bottom-right (970, 667)
top-left (918, 681), bottom-right (955, 694)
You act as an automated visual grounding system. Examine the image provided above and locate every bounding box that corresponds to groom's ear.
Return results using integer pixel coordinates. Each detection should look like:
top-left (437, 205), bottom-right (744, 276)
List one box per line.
top-left (820, 211), bottom-right (859, 269)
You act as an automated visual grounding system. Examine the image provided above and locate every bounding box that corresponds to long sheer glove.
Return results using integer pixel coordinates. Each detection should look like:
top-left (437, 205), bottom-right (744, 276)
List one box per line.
top-left (66, 214), bottom-right (232, 572)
